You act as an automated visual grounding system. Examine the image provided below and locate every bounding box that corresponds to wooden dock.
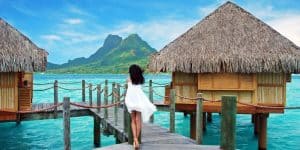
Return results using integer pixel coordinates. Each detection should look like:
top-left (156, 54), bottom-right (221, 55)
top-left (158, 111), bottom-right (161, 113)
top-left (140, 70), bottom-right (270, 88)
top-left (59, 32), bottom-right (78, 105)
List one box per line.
top-left (1, 80), bottom-right (243, 149)
top-left (91, 107), bottom-right (219, 150)
top-left (19, 102), bottom-right (91, 121)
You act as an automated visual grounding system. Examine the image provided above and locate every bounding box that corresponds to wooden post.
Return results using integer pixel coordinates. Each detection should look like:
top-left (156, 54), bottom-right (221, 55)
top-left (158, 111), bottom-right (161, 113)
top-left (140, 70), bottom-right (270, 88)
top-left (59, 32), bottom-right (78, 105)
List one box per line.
top-left (220, 96), bottom-right (237, 150)
top-left (207, 112), bottom-right (212, 122)
top-left (126, 105), bottom-right (133, 145)
top-left (82, 80), bottom-right (86, 102)
top-left (104, 80), bottom-right (108, 119)
top-left (184, 112), bottom-right (188, 117)
top-left (114, 84), bottom-right (120, 126)
top-left (149, 80), bottom-right (154, 123)
top-left (89, 83), bottom-right (93, 106)
top-left (251, 114), bottom-right (254, 123)
top-left (254, 114), bottom-right (260, 135)
top-left (258, 113), bottom-right (269, 150)
top-left (203, 112), bottom-right (206, 131)
top-left (54, 80), bottom-right (58, 118)
top-left (196, 93), bottom-right (203, 144)
top-left (190, 112), bottom-right (196, 139)
top-left (112, 82), bottom-right (115, 105)
top-left (169, 89), bottom-right (176, 133)
top-left (123, 83), bottom-right (128, 133)
top-left (94, 115), bottom-right (101, 147)
top-left (97, 84), bottom-right (101, 113)
top-left (63, 97), bottom-right (71, 150)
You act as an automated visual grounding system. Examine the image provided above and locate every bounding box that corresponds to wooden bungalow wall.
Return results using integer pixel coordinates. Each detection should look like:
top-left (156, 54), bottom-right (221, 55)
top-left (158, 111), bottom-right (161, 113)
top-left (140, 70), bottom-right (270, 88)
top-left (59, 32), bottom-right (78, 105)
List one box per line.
top-left (167, 72), bottom-right (287, 107)
top-left (0, 73), bottom-right (18, 120)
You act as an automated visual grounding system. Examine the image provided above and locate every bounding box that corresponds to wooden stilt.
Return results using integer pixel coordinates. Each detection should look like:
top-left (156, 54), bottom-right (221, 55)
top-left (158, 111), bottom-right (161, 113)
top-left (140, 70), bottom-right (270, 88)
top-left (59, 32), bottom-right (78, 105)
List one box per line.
top-left (94, 115), bottom-right (101, 147)
top-left (254, 114), bottom-right (260, 135)
top-left (190, 112), bottom-right (196, 139)
top-left (184, 112), bottom-right (188, 117)
top-left (251, 114), bottom-right (254, 123)
top-left (258, 113), bottom-right (268, 150)
top-left (203, 112), bottom-right (206, 131)
top-left (207, 112), bottom-right (212, 122)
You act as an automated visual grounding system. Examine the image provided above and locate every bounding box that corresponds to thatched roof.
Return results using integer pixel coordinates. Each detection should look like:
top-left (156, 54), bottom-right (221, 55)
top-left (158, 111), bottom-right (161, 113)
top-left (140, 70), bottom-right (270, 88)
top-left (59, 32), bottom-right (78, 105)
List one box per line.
top-left (0, 18), bottom-right (48, 72)
top-left (149, 1), bottom-right (300, 73)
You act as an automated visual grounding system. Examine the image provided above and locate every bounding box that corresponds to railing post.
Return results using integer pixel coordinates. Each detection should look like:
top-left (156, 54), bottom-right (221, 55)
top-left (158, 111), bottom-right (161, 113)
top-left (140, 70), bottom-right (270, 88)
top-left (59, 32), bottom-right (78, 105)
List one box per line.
top-left (112, 82), bottom-right (115, 104)
top-left (89, 83), bottom-right (93, 106)
top-left (82, 80), bottom-right (86, 102)
top-left (123, 83), bottom-right (128, 133)
top-left (169, 89), bottom-right (176, 133)
top-left (97, 84), bottom-right (101, 113)
top-left (220, 95), bottom-right (237, 150)
top-left (104, 80), bottom-right (108, 119)
top-left (54, 80), bottom-right (58, 118)
top-left (114, 83), bottom-right (120, 126)
top-left (196, 93), bottom-right (203, 144)
top-left (149, 80), bottom-right (154, 123)
top-left (63, 97), bottom-right (71, 150)
top-left (94, 115), bottom-right (101, 147)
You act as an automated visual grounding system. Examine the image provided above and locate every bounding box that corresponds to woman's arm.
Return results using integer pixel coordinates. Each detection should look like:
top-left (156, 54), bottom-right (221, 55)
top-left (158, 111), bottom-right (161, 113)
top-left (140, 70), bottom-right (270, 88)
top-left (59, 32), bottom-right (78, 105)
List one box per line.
top-left (126, 77), bottom-right (131, 83)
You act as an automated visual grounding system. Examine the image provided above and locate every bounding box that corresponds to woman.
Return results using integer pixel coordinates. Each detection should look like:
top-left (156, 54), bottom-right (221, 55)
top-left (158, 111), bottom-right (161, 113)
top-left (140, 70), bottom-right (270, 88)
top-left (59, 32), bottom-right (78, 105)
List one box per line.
top-left (125, 64), bottom-right (156, 149)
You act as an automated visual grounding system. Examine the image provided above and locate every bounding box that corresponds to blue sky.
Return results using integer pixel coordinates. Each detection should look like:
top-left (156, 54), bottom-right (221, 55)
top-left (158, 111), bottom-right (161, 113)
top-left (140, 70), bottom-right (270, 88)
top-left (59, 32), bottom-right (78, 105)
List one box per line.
top-left (1, 0), bottom-right (300, 64)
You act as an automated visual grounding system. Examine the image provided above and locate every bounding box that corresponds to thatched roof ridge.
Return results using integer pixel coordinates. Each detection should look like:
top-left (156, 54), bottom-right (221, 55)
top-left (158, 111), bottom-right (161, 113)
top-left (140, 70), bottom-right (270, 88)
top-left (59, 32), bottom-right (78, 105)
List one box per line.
top-left (0, 18), bottom-right (48, 72)
top-left (149, 1), bottom-right (300, 73)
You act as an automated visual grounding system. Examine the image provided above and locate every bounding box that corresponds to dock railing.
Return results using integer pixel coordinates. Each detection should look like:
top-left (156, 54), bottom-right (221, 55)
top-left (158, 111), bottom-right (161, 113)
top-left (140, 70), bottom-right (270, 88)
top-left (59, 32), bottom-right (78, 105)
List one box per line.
top-left (27, 79), bottom-right (300, 149)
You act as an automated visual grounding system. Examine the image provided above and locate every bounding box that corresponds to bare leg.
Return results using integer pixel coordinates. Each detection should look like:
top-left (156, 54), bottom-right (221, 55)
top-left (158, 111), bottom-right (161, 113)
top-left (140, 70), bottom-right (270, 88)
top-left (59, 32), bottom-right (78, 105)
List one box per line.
top-left (135, 111), bottom-right (142, 147)
top-left (131, 111), bottom-right (137, 146)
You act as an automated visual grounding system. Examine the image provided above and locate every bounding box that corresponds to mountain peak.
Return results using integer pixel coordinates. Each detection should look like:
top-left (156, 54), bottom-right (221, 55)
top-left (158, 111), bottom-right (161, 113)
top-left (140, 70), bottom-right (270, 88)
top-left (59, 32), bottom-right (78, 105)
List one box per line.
top-left (103, 34), bottom-right (122, 48)
top-left (126, 33), bottom-right (142, 40)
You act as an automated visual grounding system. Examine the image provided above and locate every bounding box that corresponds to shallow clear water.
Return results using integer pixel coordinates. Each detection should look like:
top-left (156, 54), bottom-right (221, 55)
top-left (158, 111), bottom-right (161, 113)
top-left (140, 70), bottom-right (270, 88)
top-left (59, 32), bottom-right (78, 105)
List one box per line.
top-left (0, 74), bottom-right (299, 150)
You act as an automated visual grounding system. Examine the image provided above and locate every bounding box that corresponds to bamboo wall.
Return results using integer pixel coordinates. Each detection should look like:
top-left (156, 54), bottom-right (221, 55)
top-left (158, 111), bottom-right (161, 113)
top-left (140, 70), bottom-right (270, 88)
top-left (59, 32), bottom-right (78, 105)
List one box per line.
top-left (0, 72), bottom-right (18, 120)
top-left (171, 72), bottom-right (198, 104)
top-left (257, 73), bottom-right (286, 106)
top-left (198, 73), bottom-right (255, 104)
top-left (166, 72), bottom-right (287, 107)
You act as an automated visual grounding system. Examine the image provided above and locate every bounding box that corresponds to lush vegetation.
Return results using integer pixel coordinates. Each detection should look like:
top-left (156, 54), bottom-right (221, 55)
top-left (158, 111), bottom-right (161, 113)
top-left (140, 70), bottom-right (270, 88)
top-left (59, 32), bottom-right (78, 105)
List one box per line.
top-left (47, 34), bottom-right (156, 74)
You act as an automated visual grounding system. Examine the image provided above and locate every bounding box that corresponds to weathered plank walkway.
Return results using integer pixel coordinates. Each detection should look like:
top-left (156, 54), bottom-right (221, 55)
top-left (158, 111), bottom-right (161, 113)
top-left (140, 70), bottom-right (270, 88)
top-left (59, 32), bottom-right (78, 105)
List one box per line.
top-left (90, 107), bottom-right (220, 150)
top-left (20, 102), bottom-right (91, 121)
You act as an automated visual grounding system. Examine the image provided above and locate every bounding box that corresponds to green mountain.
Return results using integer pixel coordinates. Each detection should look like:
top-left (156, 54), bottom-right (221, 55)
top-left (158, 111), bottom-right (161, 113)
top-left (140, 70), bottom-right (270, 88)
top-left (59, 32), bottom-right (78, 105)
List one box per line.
top-left (47, 34), bottom-right (156, 73)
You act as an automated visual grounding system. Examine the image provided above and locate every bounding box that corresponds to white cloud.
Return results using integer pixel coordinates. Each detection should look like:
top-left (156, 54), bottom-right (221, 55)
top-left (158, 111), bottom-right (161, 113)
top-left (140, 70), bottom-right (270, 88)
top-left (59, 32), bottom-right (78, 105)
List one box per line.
top-left (109, 19), bottom-right (198, 50)
top-left (41, 34), bottom-right (62, 41)
top-left (267, 15), bottom-right (300, 46)
top-left (64, 18), bottom-right (83, 25)
top-left (198, 0), bottom-right (227, 16)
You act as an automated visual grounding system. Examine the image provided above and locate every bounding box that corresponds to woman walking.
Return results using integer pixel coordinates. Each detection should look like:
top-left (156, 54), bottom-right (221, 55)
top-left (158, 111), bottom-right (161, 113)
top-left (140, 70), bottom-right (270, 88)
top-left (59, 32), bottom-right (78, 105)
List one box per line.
top-left (125, 64), bottom-right (156, 149)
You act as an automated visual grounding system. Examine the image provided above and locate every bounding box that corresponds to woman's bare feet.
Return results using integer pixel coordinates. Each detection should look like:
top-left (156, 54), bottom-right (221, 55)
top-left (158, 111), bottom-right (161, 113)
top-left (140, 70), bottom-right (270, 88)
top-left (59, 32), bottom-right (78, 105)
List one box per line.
top-left (134, 138), bottom-right (139, 149)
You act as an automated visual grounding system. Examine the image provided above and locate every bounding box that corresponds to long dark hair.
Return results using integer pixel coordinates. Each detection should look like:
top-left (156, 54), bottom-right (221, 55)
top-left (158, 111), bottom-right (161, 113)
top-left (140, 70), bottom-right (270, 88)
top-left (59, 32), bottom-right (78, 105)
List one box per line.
top-left (129, 64), bottom-right (145, 85)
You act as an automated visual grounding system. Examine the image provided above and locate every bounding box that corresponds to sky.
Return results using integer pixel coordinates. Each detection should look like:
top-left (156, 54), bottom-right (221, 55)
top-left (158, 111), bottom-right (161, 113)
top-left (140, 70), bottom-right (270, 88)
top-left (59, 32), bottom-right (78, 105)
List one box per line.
top-left (0, 0), bottom-right (300, 64)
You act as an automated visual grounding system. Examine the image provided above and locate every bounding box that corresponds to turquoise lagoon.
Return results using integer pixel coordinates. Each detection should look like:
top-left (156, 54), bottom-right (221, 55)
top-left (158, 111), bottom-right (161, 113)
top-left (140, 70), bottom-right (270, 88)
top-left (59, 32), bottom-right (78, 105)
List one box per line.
top-left (0, 74), bottom-right (299, 150)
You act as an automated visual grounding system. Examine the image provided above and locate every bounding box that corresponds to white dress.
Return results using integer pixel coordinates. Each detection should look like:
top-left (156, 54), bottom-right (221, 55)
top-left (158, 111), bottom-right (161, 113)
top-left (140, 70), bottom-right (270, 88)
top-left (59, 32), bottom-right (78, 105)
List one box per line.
top-left (125, 82), bottom-right (156, 123)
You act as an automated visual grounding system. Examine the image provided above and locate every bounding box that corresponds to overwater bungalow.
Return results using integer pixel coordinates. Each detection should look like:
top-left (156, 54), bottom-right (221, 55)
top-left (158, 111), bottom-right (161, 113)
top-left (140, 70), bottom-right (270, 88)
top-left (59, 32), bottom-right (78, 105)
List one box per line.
top-left (149, 2), bottom-right (300, 149)
top-left (0, 18), bottom-right (48, 121)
